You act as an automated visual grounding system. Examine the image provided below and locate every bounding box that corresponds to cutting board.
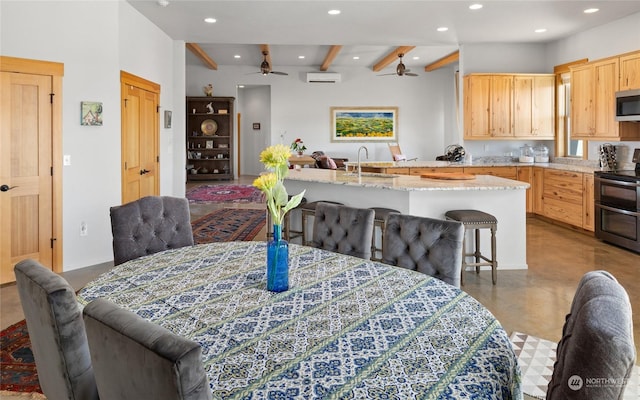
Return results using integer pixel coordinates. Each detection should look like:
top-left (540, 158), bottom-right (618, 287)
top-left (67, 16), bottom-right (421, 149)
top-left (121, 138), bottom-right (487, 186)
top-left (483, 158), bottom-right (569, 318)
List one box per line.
top-left (421, 172), bottom-right (476, 180)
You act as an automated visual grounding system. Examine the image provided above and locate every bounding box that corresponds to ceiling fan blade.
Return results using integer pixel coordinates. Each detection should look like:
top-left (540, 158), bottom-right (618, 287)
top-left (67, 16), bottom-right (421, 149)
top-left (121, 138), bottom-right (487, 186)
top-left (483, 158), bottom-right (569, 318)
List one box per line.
top-left (377, 72), bottom-right (397, 76)
top-left (270, 71), bottom-right (288, 76)
top-left (405, 73), bottom-right (419, 77)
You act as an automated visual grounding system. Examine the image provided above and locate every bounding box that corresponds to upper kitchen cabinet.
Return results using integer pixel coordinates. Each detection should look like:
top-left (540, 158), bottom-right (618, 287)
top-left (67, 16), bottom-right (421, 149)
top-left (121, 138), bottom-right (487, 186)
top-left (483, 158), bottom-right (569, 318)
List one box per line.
top-left (463, 73), bottom-right (555, 140)
top-left (570, 57), bottom-right (619, 139)
top-left (513, 75), bottom-right (555, 139)
top-left (619, 50), bottom-right (640, 91)
top-left (571, 50), bottom-right (640, 141)
top-left (464, 74), bottom-right (513, 139)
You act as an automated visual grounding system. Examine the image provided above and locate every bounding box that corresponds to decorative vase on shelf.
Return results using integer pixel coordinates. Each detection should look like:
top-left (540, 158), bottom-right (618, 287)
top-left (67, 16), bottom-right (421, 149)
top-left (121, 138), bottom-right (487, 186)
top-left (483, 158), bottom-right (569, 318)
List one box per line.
top-left (267, 224), bottom-right (289, 292)
top-left (297, 151), bottom-right (304, 157)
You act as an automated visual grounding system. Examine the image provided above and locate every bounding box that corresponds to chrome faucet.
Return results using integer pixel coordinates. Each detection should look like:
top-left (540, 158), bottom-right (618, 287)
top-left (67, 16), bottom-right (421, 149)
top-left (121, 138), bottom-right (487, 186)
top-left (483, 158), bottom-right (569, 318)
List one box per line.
top-left (357, 146), bottom-right (369, 178)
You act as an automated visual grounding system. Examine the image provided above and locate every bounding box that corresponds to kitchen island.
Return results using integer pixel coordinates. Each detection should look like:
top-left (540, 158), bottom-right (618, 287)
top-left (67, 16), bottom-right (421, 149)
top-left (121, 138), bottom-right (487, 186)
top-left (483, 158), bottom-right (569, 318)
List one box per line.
top-left (284, 168), bottom-right (529, 270)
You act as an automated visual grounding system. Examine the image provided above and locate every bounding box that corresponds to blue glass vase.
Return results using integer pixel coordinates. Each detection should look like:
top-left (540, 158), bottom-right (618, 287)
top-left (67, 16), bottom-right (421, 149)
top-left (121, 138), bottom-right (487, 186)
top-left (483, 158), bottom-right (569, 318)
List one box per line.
top-left (267, 224), bottom-right (289, 292)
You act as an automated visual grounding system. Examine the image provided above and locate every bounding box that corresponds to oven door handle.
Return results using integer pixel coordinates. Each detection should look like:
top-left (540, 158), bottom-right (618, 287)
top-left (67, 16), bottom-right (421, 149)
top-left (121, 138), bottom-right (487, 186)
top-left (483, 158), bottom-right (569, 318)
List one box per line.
top-left (595, 176), bottom-right (640, 188)
top-left (596, 204), bottom-right (640, 217)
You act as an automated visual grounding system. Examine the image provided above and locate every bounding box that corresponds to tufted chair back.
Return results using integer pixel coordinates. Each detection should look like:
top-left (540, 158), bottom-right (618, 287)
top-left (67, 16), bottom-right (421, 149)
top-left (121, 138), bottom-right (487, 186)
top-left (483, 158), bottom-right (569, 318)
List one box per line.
top-left (382, 213), bottom-right (464, 287)
top-left (311, 202), bottom-right (375, 259)
top-left (14, 259), bottom-right (99, 400)
top-left (110, 196), bottom-right (194, 265)
top-left (83, 298), bottom-right (212, 400)
top-left (547, 270), bottom-right (635, 400)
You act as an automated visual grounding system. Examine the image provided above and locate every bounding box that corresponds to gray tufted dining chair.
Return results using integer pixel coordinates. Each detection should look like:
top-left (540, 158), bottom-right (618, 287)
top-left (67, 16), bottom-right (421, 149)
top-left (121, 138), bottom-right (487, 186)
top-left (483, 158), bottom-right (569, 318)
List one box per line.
top-left (546, 270), bottom-right (635, 400)
top-left (83, 298), bottom-right (212, 400)
top-left (110, 196), bottom-right (194, 265)
top-left (382, 213), bottom-right (464, 287)
top-left (14, 259), bottom-right (99, 400)
top-left (311, 202), bottom-right (375, 259)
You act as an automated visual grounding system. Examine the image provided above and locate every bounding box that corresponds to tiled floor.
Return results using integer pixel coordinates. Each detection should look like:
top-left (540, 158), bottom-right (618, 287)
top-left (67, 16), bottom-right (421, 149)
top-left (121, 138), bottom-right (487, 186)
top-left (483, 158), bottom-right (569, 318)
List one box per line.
top-left (2, 177), bottom-right (639, 361)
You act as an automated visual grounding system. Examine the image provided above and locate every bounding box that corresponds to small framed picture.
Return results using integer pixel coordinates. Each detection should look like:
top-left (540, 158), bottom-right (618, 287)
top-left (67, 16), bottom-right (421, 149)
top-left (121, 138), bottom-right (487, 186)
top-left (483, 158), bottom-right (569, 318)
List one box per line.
top-left (252, 123), bottom-right (261, 130)
top-left (205, 140), bottom-right (213, 149)
top-left (164, 110), bottom-right (172, 128)
top-left (81, 101), bottom-right (103, 126)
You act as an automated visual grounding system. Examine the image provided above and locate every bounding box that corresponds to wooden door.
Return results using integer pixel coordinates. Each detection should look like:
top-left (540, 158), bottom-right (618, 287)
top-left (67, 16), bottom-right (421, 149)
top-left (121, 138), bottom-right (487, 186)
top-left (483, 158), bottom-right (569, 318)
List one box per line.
top-left (619, 52), bottom-right (640, 91)
top-left (0, 72), bottom-right (53, 283)
top-left (570, 65), bottom-right (594, 137)
top-left (490, 75), bottom-right (513, 137)
top-left (121, 72), bottom-right (159, 204)
top-left (593, 58), bottom-right (619, 139)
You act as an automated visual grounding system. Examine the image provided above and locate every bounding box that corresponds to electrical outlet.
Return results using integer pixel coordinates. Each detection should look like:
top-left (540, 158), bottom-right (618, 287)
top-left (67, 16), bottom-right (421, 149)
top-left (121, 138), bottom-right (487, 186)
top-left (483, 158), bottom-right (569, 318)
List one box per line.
top-left (80, 221), bottom-right (88, 236)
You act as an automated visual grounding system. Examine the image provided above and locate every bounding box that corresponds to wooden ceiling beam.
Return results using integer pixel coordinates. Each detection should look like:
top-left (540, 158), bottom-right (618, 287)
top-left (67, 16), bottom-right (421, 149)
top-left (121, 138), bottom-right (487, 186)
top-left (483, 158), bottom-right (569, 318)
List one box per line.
top-left (372, 46), bottom-right (415, 72)
top-left (424, 50), bottom-right (459, 72)
top-left (320, 45), bottom-right (343, 71)
top-left (185, 43), bottom-right (217, 70)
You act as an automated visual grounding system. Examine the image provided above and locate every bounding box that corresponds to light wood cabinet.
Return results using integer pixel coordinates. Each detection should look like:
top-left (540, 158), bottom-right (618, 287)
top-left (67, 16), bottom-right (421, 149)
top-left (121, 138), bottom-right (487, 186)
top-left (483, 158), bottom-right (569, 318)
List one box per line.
top-left (532, 167), bottom-right (544, 215)
top-left (409, 167), bottom-right (464, 175)
top-left (582, 173), bottom-right (595, 232)
top-left (517, 166), bottom-right (533, 213)
top-left (463, 75), bottom-right (513, 139)
top-left (619, 51), bottom-right (640, 91)
top-left (542, 169), bottom-right (584, 228)
top-left (513, 75), bottom-right (555, 139)
top-left (186, 96), bottom-right (234, 181)
top-left (464, 73), bottom-right (555, 140)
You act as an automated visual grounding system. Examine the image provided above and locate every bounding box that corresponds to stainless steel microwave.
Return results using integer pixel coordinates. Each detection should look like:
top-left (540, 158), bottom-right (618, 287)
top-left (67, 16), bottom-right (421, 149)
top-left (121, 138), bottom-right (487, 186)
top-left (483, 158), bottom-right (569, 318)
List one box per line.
top-left (616, 89), bottom-right (640, 121)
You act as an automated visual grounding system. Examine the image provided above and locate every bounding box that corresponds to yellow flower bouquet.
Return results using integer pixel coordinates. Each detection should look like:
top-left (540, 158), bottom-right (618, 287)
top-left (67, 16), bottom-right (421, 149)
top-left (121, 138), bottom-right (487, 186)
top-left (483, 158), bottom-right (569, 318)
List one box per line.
top-left (253, 144), bottom-right (306, 227)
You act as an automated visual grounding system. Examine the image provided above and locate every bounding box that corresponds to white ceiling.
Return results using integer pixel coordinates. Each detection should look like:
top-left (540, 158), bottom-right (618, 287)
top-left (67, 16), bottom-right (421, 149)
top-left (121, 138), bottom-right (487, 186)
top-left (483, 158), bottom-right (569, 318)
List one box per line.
top-left (127, 0), bottom-right (640, 72)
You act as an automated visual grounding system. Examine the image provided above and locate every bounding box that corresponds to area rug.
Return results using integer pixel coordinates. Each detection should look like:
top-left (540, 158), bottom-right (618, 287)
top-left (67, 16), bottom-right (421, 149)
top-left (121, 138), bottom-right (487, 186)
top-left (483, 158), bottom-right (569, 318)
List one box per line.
top-left (191, 208), bottom-right (266, 244)
top-left (186, 184), bottom-right (264, 203)
top-left (510, 331), bottom-right (639, 399)
top-left (0, 320), bottom-right (41, 394)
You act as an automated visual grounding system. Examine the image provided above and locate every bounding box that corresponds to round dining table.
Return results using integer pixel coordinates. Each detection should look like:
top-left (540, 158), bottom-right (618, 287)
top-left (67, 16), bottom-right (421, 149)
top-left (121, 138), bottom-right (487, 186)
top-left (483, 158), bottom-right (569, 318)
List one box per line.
top-left (77, 241), bottom-right (522, 399)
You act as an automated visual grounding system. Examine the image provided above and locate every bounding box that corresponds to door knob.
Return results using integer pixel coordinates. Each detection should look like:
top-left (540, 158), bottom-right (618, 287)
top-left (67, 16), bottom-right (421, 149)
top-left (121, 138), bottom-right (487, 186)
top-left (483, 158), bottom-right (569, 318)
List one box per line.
top-left (1, 184), bottom-right (17, 192)
top-left (140, 169), bottom-right (150, 175)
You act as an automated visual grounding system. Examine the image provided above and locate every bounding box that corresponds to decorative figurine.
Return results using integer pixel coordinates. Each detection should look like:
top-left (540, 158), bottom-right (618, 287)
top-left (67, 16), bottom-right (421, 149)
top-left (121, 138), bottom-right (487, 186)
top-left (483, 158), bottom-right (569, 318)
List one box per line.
top-left (206, 102), bottom-right (214, 114)
top-left (203, 83), bottom-right (213, 96)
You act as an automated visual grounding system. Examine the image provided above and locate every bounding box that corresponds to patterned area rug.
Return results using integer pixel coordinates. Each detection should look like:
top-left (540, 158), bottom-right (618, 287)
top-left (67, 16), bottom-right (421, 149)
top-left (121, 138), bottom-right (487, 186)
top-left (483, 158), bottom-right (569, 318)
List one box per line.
top-left (0, 320), bottom-right (41, 394)
top-left (192, 208), bottom-right (266, 244)
top-left (510, 331), bottom-right (639, 399)
top-left (186, 184), bottom-right (264, 203)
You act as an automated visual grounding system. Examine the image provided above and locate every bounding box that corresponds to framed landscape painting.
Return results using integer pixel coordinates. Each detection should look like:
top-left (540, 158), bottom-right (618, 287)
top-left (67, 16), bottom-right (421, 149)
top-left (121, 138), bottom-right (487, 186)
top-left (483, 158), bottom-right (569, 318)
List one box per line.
top-left (331, 106), bottom-right (398, 142)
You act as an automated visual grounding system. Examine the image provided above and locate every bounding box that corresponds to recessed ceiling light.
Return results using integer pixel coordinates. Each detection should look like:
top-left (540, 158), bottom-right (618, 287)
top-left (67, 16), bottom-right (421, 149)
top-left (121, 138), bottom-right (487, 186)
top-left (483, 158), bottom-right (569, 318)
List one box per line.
top-left (469, 4), bottom-right (483, 10)
top-left (298, 55), bottom-right (305, 59)
top-left (584, 8), bottom-right (599, 14)
top-left (238, 85), bottom-right (245, 88)
top-left (328, 9), bottom-right (341, 15)
top-left (437, 27), bottom-right (449, 32)
top-left (157, 0), bottom-right (169, 7)
top-left (535, 28), bottom-right (547, 33)
top-left (234, 55), bottom-right (241, 59)
top-left (204, 17), bottom-right (216, 24)
top-left (412, 56), bottom-right (420, 60)
top-left (352, 56), bottom-right (360, 60)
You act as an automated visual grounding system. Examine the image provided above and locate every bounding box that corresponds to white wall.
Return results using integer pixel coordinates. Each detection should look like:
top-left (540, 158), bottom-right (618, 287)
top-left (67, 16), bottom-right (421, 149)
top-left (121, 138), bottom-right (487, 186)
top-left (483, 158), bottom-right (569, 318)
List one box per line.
top-left (238, 86), bottom-right (271, 176)
top-left (1, 1), bottom-right (182, 270)
top-left (187, 63), bottom-right (459, 168)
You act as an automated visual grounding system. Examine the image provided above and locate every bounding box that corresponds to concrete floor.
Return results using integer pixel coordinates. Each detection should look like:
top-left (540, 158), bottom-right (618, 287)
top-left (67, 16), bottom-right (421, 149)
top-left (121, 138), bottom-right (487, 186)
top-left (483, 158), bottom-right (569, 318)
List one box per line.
top-left (2, 177), bottom-right (639, 361)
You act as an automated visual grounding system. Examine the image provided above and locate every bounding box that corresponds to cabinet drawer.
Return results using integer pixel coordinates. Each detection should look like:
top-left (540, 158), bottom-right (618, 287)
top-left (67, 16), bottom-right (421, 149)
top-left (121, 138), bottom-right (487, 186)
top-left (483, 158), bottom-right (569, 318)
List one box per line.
top-left (543, 198), bottom-right (583, 227)
top-left (543, 169), bottom-right (583, 205)
top-left (409, 167), bottom-right (464, 175)
top-left (386, 168), bottom-right (410, 175)
top-left (464, 166), bottom-right (517, 179)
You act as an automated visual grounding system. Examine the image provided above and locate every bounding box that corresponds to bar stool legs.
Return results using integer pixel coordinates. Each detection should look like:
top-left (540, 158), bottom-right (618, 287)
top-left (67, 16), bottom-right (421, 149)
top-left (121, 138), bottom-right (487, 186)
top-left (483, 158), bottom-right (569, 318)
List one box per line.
top-left (445, 210), bottom-right (498, 285)
top-left (368, 207), bottom-right (400, 261)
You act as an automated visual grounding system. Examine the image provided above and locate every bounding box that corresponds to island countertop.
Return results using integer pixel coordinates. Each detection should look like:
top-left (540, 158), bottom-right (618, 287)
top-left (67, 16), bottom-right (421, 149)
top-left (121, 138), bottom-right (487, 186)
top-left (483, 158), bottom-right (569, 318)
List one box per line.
top-left (284, 168), bottom-right (530, 191)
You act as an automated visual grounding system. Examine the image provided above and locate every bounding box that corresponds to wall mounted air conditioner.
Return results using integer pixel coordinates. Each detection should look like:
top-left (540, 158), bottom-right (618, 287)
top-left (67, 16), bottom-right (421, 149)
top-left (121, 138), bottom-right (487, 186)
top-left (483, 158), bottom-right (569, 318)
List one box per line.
top-left (306, 72), bottom-right (341, 83)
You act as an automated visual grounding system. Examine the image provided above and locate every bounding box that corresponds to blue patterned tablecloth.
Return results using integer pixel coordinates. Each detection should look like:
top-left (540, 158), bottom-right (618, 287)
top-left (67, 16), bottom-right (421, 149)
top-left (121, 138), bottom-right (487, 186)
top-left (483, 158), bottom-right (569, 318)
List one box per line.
top-left (77, 241), bottom-right (522, 399)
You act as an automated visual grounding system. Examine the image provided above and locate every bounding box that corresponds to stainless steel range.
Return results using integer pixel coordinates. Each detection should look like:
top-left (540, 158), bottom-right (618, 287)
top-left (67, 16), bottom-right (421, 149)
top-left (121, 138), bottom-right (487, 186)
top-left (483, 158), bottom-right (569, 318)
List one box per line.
top-left (594, 148), bottom-right (640, 253)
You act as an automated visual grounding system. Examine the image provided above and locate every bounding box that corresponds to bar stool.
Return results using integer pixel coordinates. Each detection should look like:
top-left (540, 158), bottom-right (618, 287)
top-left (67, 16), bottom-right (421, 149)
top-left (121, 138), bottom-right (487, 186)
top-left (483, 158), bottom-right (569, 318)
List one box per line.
top-left (444, 209), bottom-right (497, 285)
top-left (300, 201), bottom-right (344, 246)
top-left (368, 207), bottom-right (400, 261)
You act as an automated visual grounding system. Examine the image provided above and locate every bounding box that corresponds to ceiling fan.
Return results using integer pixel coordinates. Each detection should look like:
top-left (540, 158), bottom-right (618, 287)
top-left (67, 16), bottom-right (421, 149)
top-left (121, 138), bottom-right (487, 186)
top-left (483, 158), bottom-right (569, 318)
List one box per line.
top-left (258, 51), bottom-right (288, 76)
top-left (379, 54), bottom-right (418, 77)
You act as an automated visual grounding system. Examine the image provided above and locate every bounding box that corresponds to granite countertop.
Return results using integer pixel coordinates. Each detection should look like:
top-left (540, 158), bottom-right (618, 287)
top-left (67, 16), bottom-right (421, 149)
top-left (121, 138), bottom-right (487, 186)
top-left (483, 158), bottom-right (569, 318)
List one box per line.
top-left (344, 157), bottom-right (602, 174)
top-left (285, 168), bottom-right (529, 192)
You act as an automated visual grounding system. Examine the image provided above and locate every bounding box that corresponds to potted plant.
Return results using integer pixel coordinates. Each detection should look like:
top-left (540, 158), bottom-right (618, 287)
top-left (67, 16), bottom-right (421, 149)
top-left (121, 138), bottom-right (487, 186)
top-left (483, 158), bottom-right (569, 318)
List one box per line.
top-left (290, 138), bottom-right (307, 156)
